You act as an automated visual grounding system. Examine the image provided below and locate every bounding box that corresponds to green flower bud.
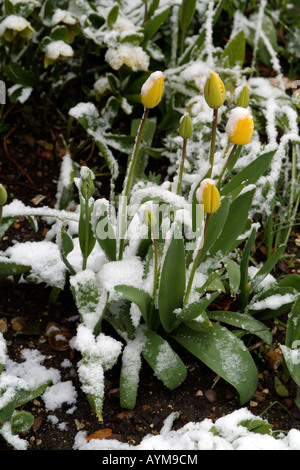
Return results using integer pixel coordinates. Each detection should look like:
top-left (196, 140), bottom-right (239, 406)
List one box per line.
top-left (235, 83), bottom-right (249, 108)
top-left (204, 72), bottom-right (226, 109)
top-left (80, 167), bottom-right (95, 200)
top-left (144, 207), bottom-right (157, 228)
top-left (179, 112), bottom-right (193, 140)
top-left (0, 184), bottom-right (7, 206)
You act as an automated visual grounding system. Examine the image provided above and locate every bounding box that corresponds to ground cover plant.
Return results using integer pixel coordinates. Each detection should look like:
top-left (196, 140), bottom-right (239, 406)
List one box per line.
top-left (0, 0), bottom-right (299, 450)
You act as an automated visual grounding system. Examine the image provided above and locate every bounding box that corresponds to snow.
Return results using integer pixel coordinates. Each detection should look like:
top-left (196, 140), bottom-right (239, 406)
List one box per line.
top-left (105, 45), bottom-right (149, 72)
top-left (45, 40), bottom-right (74, 60)
top-left (0, 15), bottom-right (32, 35)
top-left (73, 408), bottom-right (300, 450)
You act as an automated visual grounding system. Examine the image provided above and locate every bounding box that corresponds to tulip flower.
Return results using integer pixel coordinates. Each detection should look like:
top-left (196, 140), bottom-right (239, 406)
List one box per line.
top-left (204, 72), bottom-right (226, 110)
top-left (235, 83), bottom-right (250, 108)
top-left (196, 178), bottom-right (221, 214)
top-left (141, 71), bottom-right (164, 109)
top-left (177, 113), bottom-right (193, 195)
top-left (226, 107), bottom-right (254, 146)
top-left (119, 71), bottom-right (165, 260)
top-left (204, 72), bottom-right (226, 178)
top-left (0, 184), bottom-right (7, 207)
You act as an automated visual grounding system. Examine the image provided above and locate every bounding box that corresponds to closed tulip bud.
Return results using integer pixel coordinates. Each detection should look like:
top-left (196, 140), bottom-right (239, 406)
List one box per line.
top-left (226, 107), bottom-right (254, 146)
top-left (179, 112), bottom-right (193, 139)
top-left (141, 71), bottom-right (164, 109)
top-left (144, 207), bottom-right (157, 228)
top-left (196, 179), bottom-right (220, 214)
top-left (0, 184), bottom-right (7, 206)
top-left (80, 167), bottom-right (95, 200)
top-left (235, 83), bottom-right (249, 108)
top-left (204, 72), bottom-right (226, 109)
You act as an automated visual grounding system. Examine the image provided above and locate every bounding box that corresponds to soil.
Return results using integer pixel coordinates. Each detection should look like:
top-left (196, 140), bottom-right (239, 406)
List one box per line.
top-left (0, 108), bottom-right (300, 451)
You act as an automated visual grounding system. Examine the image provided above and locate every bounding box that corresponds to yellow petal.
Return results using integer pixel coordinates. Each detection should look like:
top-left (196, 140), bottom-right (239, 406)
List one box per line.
top-left (204, 72), bottom-right (226, 109)
top-left (196, 179), bottom-right (221, 214)
top-left (141, 71), bottom-right (164, 109)
top-left (226, 107), bottom-right (254, 146)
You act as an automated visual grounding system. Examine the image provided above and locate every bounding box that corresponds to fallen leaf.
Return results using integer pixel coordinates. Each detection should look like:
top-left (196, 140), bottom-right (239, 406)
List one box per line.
top-left (85, 428), bottom-right (112, 441)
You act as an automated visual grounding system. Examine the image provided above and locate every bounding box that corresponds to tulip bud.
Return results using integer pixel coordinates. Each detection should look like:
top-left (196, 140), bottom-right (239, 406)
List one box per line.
top-left (141, 71), bottom-right (164, 109)
top-left (144, 207), bottom-right (157, 228)
top-left (204, 72), bottom-right (226, 109)
top-left (226, 107), bottom-right (254, 146)
top-left (80, 167), bottom-right (95, 200)
top-left (196, 178), bottom-right (220, 214)
top-left (0, 184), bottom-right (7, 206)
top-left (235, 83), bottom-right (249, 108)
top-left (179, 112), bottom-right (193, 140)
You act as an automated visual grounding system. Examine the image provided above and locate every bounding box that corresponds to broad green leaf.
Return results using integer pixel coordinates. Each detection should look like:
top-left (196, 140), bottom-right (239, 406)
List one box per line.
top-left (0, 258), bottom-right (31, 282)
top-left (11, 411), bottom-right (34, 435)
top-left (70, 271), bottom-right (101, 326)
top-left (281, 344), bottom-right (300, 388)
top-left (239, 418), bottom-right (273, 435)
top-left (274, 376), bottom-right (289, 397)
top-left (0, 398), bottom-right (17, 425)
top-left (172, 323), bottom-right (258, 405)
top-left (142, 328), bottom-right (187, 390)
top-left (224, 258), bottom-right (241, 295)
top-left (107, 4), bottom-right (119, 26)
top-left (222, 30), bottom-right (246, 67)
top-left (16, 381), bottom-right (52, 407)
top-left (158, 224), bottom-right (186, 332)
top-left (248, 286), bottom-right (297, 320)
top-left (103, 299), bottom-right (135, 339)
top-left (114, 285), bottom-right (152, 324)
top-left (174, 292), bottom-right (219, 325)
top-left (95, 210), bottom-right (117, 261)
top-left (197, 196), bottom-right (230, 264)
top-left (221, 151), bottom-right (275, 197)
top-left (208, 311), bottom-right (273, 345)
top-left (78, 194), bottom-right (96, 262)
top-left (278, 274), bottom-right (300, 292)
top-left (3, 62), bottom-right (35, 87)
top-left (209, 188), bottom-right (255, 258)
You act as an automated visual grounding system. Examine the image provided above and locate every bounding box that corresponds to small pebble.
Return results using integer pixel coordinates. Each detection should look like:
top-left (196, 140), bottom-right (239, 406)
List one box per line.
top-left (204, 389), bottom-right (218, 403)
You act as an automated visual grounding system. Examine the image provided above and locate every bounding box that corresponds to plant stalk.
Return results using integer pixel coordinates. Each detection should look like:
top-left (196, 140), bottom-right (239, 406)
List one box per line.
top-left (208, 109), bottom-right (218, 178)
top-left (82, 197), bottom-right (90, 270)
top-left (183, 213), bottom-right (210, 306)
top-left (118, 107), bottom-right (149, 260)
top-left (176, 138), bottom-right (187, 195)
top-left (217, 144), bottom-right (237, 188)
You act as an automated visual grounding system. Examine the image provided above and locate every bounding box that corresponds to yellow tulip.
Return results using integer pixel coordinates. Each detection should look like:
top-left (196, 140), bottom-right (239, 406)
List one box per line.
top-left (141, 71), bottom-right (164, 109)
top-left (226, 107), bottom-right (254, 146)
top-left (235, 83), bottom-right (249, 108)
top-left (179, 112), bottom-right (193, 140)
top-left (0, 184), bottom-right (7, 206)
top-left (196, 178), bottom-right (221, 214)
top-left (204, 72), bottom-right (226, 109)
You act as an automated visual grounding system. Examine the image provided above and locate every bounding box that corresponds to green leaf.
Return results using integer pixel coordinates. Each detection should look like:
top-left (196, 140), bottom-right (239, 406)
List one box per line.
top-left (60, 229), bottom-right (76, 275)
top-left (142, 7), bottom-right (170, 45)
top-left (208, 311), bottom-right (273, 345)
top-left (240, 226), bottom-right (257, 309)
top-left (16, 381), bottom-right (52, 407)
top-left (142, 328), bottom-right (187, 390)
top-left (250, 244), bottom-right (286, 293)
top-left (197, 196), bottom-right (231, 264)
top-left (180, 0), bottom-right (197, 30)
top-left (94, 208), bottom-right (117, 262)
top-left (70, 270), bottom-right (102, 326)
top-left (222, 30), bottom-right (246, 67)
top-left (0, 258), bottom-right (31, 283)
top-left (107, 4), bottom-right (119, 26)
top-left (224, 258), bottom-right (241, 295)
top-left (281, 344), bottom-right (300, 389)
top-left (248, 286), bottom-right (297, 320)
top-left (209, 187), bottom-right (255, 258)
top-left (3, 62), bottom-right (35, 87)
top-left (114, 285), bottom-right (152, 324)
top-left (239, 418), bottom-right (273, 435)
top-left (284, 297), bottom-right (300, 348)
top-left (158, 224), bottom-right (186, 332)
top-left (174, 292), bottom-right (219, 326)
top-left (0, 398), bottom-right (17, 425)
top-left (221, 151), bottom-right (275, 197)
top-left (274, 376), bottom-right (289, 398)
top-left (172, 323), bottom-right (258, 405)
top-left (11, 411), bottom-right (34, 435)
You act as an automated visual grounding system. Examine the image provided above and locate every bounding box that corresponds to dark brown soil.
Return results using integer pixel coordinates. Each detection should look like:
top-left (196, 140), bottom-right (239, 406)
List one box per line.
top-left (0, 114), bottom-right (300, 451)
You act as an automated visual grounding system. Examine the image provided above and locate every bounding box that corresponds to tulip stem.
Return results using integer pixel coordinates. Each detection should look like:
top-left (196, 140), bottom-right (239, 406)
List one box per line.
top-left (217, 144), bottom-right (237, 188)
top-left (149, 230), bottom-right (158, 328)
top-left (183, 214), bottom-right (210, 307)
top-left (118, 106), bottom-right (149, 260)
top-left (208, 109), bottom-right (218, 178)
top-left (82, 197), bottom-right (90, 270)
top-left (176, 138), bottom-right (187, 195)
